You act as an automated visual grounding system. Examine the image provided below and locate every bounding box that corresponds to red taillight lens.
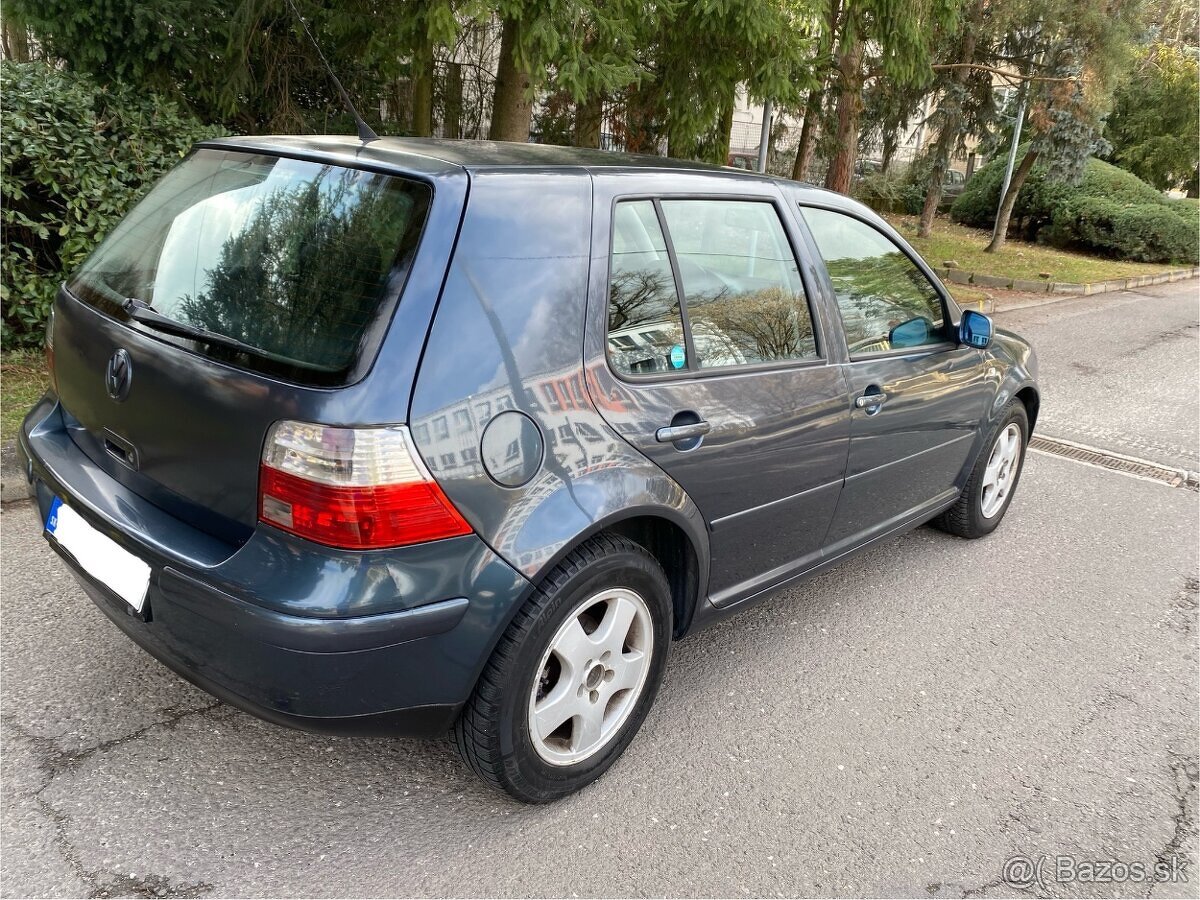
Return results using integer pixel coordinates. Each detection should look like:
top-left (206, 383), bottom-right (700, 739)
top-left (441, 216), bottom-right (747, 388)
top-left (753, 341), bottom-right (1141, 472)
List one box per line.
top-left (258, 422), bottom-right (471, 550)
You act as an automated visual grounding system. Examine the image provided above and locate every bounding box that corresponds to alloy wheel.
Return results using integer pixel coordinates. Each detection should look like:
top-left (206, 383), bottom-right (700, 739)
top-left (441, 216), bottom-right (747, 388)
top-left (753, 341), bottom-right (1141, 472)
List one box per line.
top-left (980, 422), bottom-right (1022, 519)
top-left (527, 588), bottom-right (654, 766)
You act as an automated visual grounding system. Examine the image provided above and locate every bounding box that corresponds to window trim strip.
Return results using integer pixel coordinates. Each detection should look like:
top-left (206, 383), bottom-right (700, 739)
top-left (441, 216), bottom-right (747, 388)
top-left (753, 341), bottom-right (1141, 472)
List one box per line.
top-left (651, 197), bottom-right (698, 373)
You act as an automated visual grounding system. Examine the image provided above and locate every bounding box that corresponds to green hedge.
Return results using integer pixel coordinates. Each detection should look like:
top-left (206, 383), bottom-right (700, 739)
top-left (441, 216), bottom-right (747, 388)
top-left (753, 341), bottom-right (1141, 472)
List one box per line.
top-left (1048, 197), bottom-right (1199, 263)
top-left (951, 152), bottom-right (1198, 264)
top-left (1, 62), bottom-right (224, 348)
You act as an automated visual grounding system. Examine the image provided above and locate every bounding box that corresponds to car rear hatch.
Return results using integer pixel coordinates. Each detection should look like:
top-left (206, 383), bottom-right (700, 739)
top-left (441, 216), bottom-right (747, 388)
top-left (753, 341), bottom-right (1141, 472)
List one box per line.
top-left (48, 142), bottom-right (462, 547)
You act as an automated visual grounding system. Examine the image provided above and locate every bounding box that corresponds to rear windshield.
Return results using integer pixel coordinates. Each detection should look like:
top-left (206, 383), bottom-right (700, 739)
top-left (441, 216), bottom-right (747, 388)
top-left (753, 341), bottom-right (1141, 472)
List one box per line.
top-left (68, 148), bottom-right (431, 384)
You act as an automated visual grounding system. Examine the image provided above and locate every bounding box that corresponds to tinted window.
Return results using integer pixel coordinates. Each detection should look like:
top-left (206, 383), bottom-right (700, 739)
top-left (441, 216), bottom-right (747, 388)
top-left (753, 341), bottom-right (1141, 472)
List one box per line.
top-left (68, 149), bottom-right (431, 383)
top-left (660, 200), bottom-right (816, 368)
top-left (607, 201), bottom-right (688, 376)
top-left (801, 207), bottom-right (945, 354)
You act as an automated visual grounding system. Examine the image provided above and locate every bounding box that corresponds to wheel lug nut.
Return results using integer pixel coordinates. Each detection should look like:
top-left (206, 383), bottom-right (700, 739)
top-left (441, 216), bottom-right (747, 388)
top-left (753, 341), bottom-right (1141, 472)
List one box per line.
top-left (589, 689), bottom-right (599, 703)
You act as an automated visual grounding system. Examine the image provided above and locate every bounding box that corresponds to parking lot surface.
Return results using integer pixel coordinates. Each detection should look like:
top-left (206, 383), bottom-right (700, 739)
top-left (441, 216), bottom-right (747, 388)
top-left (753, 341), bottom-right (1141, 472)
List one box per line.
top-left (2, 283), bottom-right (1197, 898)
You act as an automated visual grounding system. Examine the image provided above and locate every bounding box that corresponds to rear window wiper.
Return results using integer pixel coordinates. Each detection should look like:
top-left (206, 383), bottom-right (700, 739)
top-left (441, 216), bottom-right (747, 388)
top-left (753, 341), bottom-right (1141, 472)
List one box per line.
top-left (121, 297), bottom-right (270, 360)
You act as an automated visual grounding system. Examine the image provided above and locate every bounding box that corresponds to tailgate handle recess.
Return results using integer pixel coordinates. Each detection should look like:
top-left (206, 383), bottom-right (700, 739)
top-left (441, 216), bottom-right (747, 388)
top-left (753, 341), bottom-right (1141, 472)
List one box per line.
top-left (102, 430), bottom-right (139, 470)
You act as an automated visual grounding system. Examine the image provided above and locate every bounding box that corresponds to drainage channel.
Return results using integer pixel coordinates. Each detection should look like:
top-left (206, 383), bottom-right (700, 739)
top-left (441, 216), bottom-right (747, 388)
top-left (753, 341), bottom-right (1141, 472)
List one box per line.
top-left (1029, 435), bottom-right (1200, 491)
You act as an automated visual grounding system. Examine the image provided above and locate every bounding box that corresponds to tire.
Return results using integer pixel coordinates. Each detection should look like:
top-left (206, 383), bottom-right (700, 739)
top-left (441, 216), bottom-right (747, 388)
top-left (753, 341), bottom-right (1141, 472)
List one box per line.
top-left (452, 533), bottom-right (672, 803)
top-left (933, 399), bottom-right (1029, 539)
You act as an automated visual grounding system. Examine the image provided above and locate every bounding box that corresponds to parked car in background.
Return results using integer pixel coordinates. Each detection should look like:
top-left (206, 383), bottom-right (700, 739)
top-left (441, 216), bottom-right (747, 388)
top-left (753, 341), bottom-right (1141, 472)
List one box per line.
top-left (851, 158), bottom-right (884, 183)
top-left (940, 167), bottom-right (968, 210)
top-left (726, 150), bottom-right (760, 171)
top-left (20, 138), bottom-right (1038, 803)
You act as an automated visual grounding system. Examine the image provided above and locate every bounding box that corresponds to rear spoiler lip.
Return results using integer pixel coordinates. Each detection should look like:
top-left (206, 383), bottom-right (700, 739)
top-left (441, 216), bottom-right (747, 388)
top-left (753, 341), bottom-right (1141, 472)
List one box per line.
top-left (194, 136), bottom-right (468, 181)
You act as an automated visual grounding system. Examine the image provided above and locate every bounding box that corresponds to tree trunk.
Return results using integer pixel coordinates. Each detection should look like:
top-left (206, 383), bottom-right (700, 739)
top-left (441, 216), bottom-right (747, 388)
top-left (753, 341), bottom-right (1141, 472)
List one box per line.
top-left (489, 16), bottom-right (533, 143)
top-left (791, 88), bottom-right (822, 181)
top-left (986, 149), bottom-right (1039, 253)
top-left (917, 126), bottom-right (954, 237)
top-left (824, 37), bottom-right (864, 195)
top-left (444, 62), bottom-right (463, 139)
top-left (917, 0), bottom-right (982, 238)
top-left (880, 138), bottom-right (896, 174)
top-left (2, 17), bottom-right (29, 62)
top-left (573, 94), bottom-right (603, 148)
top-left (714, 91), bottom-right (735, 165)
top-left (410, 35), bottom-right (435, 137)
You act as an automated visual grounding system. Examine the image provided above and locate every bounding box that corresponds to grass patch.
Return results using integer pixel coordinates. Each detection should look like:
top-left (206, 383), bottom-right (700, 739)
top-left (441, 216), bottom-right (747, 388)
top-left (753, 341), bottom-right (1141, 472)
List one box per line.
top-left (945, 284), bottom-right (990, 310)
top-left (889, 214), bottom-right (1177, 284)
top-left (2, 351), bottom-right (48, 446)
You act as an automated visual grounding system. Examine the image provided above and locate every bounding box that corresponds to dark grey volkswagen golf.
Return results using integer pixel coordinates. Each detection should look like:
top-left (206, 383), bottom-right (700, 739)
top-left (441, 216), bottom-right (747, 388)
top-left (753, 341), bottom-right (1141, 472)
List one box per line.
top-left (20, 137), bottom-right (1038, 802)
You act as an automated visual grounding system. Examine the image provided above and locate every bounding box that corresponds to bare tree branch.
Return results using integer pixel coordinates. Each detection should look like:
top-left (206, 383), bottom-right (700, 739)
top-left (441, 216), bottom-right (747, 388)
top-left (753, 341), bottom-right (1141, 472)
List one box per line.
top-left (929, 63), bottom-right (1079, 83)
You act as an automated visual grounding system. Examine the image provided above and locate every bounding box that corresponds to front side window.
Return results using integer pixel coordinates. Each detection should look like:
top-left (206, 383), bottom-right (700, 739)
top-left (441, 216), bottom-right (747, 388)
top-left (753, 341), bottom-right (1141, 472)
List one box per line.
top-left (660, 200), bottom-right (817, 368)
top-left (800, 207), bottom-right (946, 355)
top-left (68, 149), bottom-right (431, 382)
top-left (607, 200), bottom-right (688, 376)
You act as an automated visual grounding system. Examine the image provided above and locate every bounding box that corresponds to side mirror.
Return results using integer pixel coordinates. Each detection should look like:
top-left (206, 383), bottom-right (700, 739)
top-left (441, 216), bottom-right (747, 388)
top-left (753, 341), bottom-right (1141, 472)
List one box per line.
top-left (958, 309), bottom-right (993, 349)
top-left (889, 316), bottom-right (932, 349)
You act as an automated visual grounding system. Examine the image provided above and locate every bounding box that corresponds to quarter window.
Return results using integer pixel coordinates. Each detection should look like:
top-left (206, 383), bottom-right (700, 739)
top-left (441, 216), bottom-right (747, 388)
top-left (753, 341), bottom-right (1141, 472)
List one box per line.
top-left (801, 207), bottom-right (946, 354)
top-left (607, 201), bottom-right (687, 376)
top-left (660, 200), bottom-right (817, 368)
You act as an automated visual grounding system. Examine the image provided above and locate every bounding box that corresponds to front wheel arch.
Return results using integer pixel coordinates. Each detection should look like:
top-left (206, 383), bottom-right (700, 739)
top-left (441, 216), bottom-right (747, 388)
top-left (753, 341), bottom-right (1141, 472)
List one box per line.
top-left (1016, 384), bottom-right (1040, 433)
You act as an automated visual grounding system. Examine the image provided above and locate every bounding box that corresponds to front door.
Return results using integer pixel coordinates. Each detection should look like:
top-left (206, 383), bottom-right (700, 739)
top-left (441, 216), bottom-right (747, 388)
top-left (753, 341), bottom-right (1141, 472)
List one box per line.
top-left (587, 178), bottom-right (850, 607)
top-left (797, 206), bottom-right (994, 552)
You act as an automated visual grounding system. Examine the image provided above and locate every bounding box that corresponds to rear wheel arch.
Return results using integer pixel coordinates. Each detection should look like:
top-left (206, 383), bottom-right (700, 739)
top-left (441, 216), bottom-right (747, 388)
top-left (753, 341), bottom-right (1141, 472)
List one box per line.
top-left (602, 514), bottom-right (701, 638)
top-left (526, 510), bottom-right (704, 640)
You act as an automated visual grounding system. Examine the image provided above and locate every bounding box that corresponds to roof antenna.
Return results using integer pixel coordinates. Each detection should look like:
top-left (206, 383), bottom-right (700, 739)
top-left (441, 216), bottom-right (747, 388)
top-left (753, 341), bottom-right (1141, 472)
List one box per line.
top-left (282, 0), bottom-right (378, 143)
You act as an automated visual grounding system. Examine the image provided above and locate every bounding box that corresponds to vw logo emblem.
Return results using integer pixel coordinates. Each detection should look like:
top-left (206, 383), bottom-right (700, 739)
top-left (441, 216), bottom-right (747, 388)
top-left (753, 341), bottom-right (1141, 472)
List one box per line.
top-left (105, 349), bottom-right (132, 401)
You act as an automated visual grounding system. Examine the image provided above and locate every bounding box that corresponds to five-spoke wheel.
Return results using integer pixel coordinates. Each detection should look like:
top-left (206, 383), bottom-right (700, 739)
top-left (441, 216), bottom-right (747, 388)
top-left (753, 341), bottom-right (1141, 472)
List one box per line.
top-left (934, 398), bottom-right (1029, 539)
top-left (529, 588), bottom-right (653, 766)
top-left (453, 534), bottom-right (671, 803)
top-left (980, 422), bottom-right (1022, 519)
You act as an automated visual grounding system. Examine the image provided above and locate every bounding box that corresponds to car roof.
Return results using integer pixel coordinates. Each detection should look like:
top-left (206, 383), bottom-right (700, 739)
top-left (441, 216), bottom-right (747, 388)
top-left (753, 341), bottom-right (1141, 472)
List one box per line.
top-left (198, 134), bottom-right (867, 212)
top-left (202, 134), bottom-right (782, 177)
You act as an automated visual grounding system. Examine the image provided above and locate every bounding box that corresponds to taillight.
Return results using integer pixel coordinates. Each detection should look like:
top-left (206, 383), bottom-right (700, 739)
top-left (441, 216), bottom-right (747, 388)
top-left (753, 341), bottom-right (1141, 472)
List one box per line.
top-left (258, 421), bottom-right (472, 550)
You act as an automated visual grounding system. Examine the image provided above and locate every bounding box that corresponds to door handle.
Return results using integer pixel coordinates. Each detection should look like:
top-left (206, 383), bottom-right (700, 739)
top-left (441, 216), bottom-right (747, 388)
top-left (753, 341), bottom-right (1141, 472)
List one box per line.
top-left (855, 392), bottom-right (888, 409)
top-left (655, 421), bottom-right (712, 443)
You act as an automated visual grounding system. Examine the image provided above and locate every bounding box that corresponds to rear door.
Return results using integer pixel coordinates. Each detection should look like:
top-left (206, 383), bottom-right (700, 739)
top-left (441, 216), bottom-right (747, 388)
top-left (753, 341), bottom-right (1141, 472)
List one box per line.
top-left (50, 144), bottom-right (463, 543)
top-left (587, 174), bottom-right (850, 607)
top-left (797, 205), bottom-right (994, 552)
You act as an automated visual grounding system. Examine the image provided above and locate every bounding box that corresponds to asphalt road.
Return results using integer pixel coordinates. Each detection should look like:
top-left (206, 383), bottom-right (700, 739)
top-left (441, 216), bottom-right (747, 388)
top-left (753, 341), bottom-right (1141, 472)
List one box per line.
top-left (2, 282), bottom-right (1197, 899)
top-left (997, 283), bottom-right (1199, 473)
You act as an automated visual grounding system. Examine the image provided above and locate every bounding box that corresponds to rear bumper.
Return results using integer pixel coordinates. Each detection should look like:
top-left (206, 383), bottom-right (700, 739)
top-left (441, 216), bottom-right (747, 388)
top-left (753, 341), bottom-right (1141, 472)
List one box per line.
top-left (19, 397), bottom-right (531, 737)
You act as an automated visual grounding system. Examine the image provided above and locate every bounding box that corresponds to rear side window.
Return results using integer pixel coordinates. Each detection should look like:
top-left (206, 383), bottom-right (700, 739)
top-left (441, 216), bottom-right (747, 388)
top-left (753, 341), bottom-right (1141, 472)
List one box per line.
top-left (607, 201), bottom-right (687, 376)
top-left (800, 207), bottom-right (946, 355)
top-left (659, 200), bottom-right (816, 368)
top-left (68, 149), bottom-right (431, 384)
top-left (606, 198), bottom-right (818, 377)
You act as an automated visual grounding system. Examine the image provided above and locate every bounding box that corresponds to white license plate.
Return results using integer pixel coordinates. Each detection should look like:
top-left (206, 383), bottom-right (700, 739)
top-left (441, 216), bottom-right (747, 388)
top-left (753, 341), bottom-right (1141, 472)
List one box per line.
top-left (46, 497), bottom-right (151, 612)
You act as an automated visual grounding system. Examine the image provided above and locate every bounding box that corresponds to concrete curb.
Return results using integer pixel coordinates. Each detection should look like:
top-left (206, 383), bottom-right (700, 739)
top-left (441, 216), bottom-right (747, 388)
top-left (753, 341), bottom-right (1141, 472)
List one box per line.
top-left (937, 265), bottom-right (1199, 296)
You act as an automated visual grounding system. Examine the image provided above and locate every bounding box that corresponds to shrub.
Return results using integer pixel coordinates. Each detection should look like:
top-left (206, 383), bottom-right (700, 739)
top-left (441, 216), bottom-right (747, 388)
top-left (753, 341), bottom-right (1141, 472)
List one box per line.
top-left (1049, 197), bottom-right (1199, 264)
top-left (853, 170), bottom-right (924, 215)
top-left (1, 62), bottom-right (224, 348)
top-left (951, 152), bottom-right (1199, 264)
